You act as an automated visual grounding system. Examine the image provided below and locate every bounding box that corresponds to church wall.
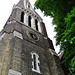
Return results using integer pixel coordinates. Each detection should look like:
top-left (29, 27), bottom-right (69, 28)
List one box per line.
top-left (0, 32), bottom-right (64, 75)
top-left (9, 35), bottom-right (64, 75)
top-left (0, 20), bottom-right (64, 75)
top-left (3, 21), bottom-right (51, 50)
top-left (46, 49), bottom-right (64, 75)
top-left (10, 37), bottom-right (22, 72)
top-left (21, 39), bottom-right (51, 75)
top-left (0, 33), bottom-right (14, 75)
top-left (15, 8), bottom-right (22, 22)
top-left (0, 32), bottom-right (52, 75)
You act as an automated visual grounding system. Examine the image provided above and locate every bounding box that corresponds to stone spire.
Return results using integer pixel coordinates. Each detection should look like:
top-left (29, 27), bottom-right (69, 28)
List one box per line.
top-left (16, 0), bottom-right (25, 9)
top-left (16, 0), bottom-right (30, 9)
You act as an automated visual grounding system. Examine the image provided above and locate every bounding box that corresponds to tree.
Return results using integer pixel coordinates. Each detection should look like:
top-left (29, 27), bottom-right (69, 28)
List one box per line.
top-left (34, 0), bottom-right (75, 74)
top-left (61, 8), bottom-right (75, 74)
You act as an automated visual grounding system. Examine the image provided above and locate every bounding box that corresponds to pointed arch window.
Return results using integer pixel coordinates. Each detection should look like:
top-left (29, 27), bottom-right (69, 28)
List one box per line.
top-left (20, 12), bottom-right (24, 23)
top-left (31, 52), bottom-right (40, 73)
top-left (28, 3), bottom-right (30, 8)
top-left (35, 20), bottom-right (38, 31)
top-left (33, 54), bottom-right (37, 70)
top-left (28, 16), bottom-right (31, 27)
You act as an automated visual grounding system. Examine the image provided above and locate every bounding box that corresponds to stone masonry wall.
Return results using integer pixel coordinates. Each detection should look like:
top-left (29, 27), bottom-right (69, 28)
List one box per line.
top-left (0, 21), bottom-right (64, 75)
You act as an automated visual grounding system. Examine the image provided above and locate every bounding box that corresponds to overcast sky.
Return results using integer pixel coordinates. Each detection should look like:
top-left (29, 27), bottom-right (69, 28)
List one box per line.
top-left (0, 0), bottom-right (59, 53)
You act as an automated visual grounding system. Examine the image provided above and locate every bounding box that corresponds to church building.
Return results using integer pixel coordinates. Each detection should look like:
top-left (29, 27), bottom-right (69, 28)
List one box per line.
top-left (0, 0), bottom-right (64, 75)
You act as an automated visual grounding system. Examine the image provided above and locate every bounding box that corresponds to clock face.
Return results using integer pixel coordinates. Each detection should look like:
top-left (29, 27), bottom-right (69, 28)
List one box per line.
top-left (28, 32), bottom-right (38, 41)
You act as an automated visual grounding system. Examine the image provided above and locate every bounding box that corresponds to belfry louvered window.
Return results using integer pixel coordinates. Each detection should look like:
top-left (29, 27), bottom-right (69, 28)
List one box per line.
top-left (20, 12), bottom-right (24, 23)
top-left (35, 20), bottom-right (38, 31)
top-left (28, 16), bottom-right (31, 27)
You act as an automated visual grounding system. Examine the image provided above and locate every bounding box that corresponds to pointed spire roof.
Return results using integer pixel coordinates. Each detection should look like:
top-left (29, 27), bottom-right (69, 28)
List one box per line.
top-left (16, 0), bottom-right (30, 9)
top-left (16, 0), bottom-right (25, 9)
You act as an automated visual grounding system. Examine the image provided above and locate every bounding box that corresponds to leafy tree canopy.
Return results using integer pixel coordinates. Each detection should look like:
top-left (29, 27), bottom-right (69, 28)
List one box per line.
top-left (35, 0), bottom-right (75, 45)
top-left (35, 0), bottom-right (75, 74)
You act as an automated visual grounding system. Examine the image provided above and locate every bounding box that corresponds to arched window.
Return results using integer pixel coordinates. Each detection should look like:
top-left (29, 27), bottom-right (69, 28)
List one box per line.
top-left (20, 12), bottom-right (24, 23)
top-left (35, 20), bottom-right (38, 31)
top-left (28, 3), bottom-right (30, 8)
top-left (28, 16), bottom-right (31, 27)
top-left (31, 52), bottom-right (40, 73)
top-left (33, 54), bottom-right (37, 70)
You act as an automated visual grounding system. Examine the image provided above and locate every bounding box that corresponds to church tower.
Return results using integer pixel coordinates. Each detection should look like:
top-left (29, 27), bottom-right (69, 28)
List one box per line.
top-left (0, 0), bottom-right (64, 75)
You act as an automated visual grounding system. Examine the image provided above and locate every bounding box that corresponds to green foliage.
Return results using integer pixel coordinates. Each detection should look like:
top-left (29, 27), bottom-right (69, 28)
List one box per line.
top-left (69, 57), bottom-right (75, 75)
top-left (35, 0), bottom-right (75, 45)
top-left (62, 8), bottom-right (75, 43)
top-left (61, 8), bottom-right (75, 74)
top-left (35, 0), bottom-right (75, 74)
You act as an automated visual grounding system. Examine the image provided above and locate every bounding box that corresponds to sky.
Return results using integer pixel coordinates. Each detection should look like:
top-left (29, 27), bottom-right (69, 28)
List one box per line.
top-left (0, 0), bottom-right (59, 53)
